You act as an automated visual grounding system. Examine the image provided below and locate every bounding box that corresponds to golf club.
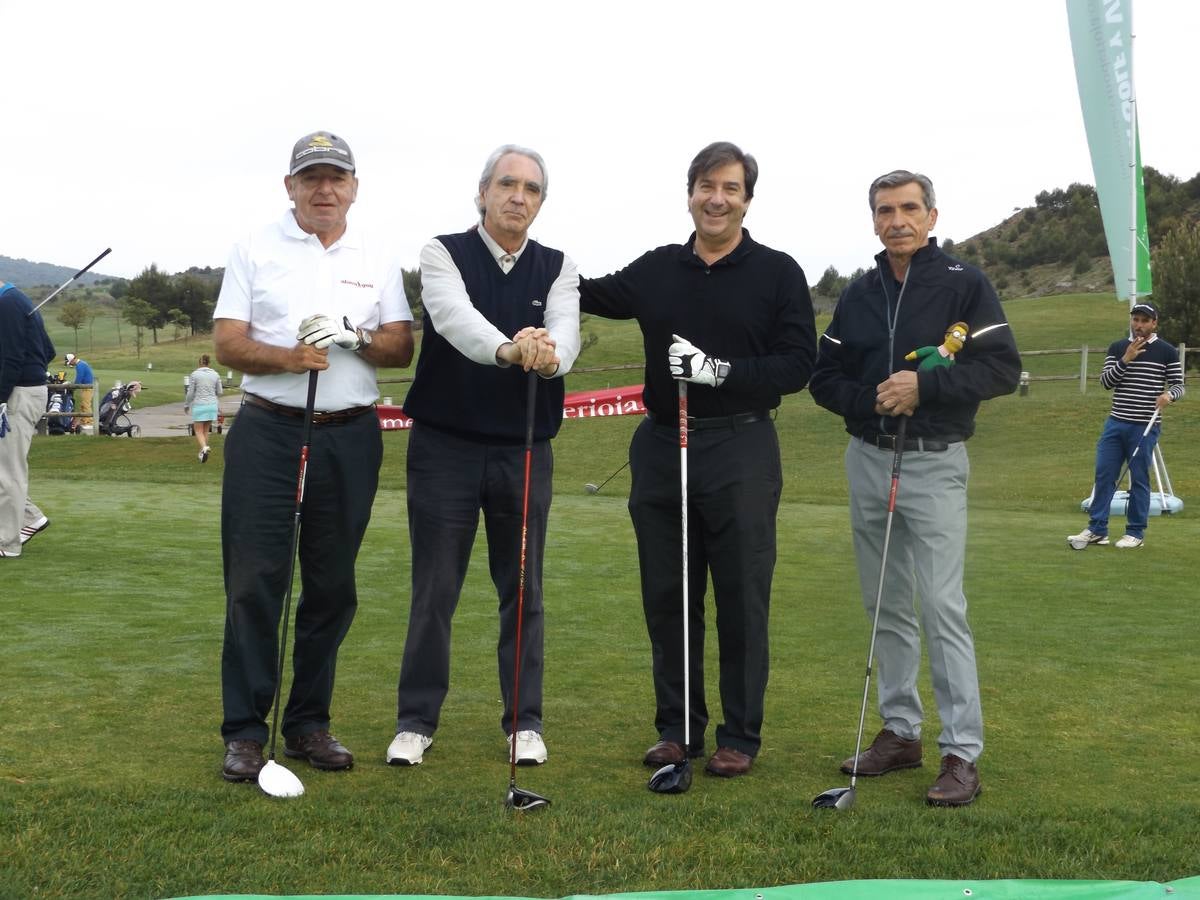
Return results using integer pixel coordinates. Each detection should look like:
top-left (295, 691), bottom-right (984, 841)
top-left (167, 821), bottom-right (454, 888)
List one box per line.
top-left (648, 380), bottom-right (693, 794)
top-left (813, 415), bottom-right (908, 811)
top-left (257, 370), bottom-right (319, 800)
top-left (1074, 408), bottom-right (1161, 546)
top-left (505, 373), bottom-right (550, 812)
top-left (584, 460), bottom-right (630, 494)
top-left (27, 248), bottom-right (113, 316)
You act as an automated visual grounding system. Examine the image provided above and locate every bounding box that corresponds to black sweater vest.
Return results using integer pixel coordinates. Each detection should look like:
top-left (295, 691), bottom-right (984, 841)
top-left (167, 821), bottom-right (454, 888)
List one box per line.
top-left (403, 230), bottom-right (565, 443)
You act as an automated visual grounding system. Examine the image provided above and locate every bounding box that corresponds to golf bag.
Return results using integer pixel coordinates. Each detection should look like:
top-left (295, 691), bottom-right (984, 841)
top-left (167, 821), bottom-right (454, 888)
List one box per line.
top-left (99, 381), bottom-right (142, 437)
top-left (45, 372), bottom-right (75, 435)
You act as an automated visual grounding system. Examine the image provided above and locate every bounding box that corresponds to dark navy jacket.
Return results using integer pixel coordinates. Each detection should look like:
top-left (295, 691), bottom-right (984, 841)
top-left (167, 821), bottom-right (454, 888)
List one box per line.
top-left (809, 240), bottom-right (1021, 441)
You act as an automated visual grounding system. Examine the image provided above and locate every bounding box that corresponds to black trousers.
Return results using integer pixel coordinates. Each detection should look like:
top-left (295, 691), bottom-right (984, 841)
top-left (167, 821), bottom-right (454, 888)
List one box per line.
top-left (628, 415), bottom-right (781, 758)
top-left (220, 403), bottom-right (382, 744)
top-left (396, 422), bottom-right (553, 737)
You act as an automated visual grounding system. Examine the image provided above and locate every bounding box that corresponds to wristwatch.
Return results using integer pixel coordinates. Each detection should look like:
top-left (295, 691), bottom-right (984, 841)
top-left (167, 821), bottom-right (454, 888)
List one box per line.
top-left (355, 327), bottom-right (373, 353)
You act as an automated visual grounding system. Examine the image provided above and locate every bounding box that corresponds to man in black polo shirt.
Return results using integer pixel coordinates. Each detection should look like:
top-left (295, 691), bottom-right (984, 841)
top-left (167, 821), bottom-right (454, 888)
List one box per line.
top-left (387, 145), bottom-right (580, 769)
top-left (579, 141), bottom-right (816, 778)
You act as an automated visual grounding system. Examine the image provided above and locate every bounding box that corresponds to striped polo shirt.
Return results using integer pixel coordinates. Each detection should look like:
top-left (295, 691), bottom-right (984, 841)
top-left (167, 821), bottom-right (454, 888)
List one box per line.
top-left (1100, 334), bottom-right (1185, 423)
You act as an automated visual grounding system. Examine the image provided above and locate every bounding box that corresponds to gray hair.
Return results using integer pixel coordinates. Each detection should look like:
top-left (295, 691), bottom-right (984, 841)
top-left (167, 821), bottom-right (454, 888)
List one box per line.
top-left (476, 144), bottom-right (549, 214)
top-left (869, 170), bottom-right (936, 212)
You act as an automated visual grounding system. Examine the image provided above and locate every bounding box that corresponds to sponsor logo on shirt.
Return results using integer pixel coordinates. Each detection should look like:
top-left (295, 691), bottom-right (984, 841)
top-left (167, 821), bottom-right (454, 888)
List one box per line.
top-left (947, 264), bottom-right (964, 272)
top-left (531, 299), bottom-right (544, 307)
top-left (340, 280), bottom-right (374, 288)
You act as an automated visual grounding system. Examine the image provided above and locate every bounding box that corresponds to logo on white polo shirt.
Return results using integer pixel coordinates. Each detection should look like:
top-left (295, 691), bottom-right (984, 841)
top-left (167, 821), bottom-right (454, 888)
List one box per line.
top-left (340, 279), bottom-right (374, 288)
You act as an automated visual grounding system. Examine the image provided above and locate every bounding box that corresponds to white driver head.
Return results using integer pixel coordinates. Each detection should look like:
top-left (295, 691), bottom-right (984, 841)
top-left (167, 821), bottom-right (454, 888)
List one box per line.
top-left (258, 760), bottom-right (305, 798)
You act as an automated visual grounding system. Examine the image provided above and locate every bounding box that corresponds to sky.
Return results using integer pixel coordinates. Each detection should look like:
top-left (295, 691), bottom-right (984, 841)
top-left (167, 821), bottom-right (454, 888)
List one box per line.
top-left (2, 0), bottom-right (1196, 286)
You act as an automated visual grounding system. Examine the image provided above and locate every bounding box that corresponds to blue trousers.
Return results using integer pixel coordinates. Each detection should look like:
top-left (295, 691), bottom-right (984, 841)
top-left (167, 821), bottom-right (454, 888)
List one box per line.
top-left (1087, 416), bottom-right (1160, 540)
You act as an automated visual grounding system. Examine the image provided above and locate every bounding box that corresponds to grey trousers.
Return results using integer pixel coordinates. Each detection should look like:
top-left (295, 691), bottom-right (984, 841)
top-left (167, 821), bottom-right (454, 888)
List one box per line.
top-left (0, 385), bottom-right (47, 556)
top-left (845, 437), bottom-right (983, 762)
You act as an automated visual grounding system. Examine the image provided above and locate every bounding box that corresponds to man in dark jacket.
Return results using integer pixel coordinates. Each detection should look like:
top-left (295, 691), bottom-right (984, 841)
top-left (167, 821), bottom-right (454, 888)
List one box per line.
top-left (580, 141), bottom-right (817, 778)
top-left (0, 283), bottom-right (56, 558)
top-left (809, 170), bottom-right (1020, 806)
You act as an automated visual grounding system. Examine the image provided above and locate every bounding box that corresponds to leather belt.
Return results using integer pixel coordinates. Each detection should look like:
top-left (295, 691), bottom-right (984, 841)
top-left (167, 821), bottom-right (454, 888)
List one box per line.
top-left (865, 433), bottom-right (956, 452)
top-left (648, 410), bottom-right (769, 431)
top-left (242, 392), bottom-right (374, 425)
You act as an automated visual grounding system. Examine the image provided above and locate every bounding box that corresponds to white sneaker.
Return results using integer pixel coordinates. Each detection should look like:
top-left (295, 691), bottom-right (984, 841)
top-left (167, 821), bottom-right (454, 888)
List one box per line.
top-left (20, 516), bottom-right (50, 545)
top-left (386, 731), bottom-right (432, 765)
top-left (509, 730), bottom-right (548, 765)
top-left (1067, 529), bottom-right (1108, 550)
top-left (200, 446), bottom-right (210, 463)
top-left (1115, 534), bottom-right (1144, 549)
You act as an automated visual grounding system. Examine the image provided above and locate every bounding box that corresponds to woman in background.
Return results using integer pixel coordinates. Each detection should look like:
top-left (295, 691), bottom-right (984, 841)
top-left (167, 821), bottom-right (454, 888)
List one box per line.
top-left (185, 354), bottom-right (223, 463)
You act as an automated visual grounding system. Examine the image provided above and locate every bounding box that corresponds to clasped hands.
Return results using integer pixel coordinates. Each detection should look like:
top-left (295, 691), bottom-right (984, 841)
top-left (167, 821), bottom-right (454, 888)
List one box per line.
top-left (874, 369), bottom-right (919, 416)
top-left (498, 326), bottom-right (559, 375)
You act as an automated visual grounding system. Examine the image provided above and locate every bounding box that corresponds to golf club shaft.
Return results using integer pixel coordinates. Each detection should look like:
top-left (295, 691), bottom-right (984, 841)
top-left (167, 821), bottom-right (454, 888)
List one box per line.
top-left (266, 370), bottom-right (320, 762)
top-left (509, 373), bottom-right (538, 785)
top-left (587, 459), bottom-right (630, 493)
top-left (679, 381), bottom-right (690, 752)
top-left (849, 415), bottom-right (908, 786)
top-left (28, 248), bottom-right (112, 315)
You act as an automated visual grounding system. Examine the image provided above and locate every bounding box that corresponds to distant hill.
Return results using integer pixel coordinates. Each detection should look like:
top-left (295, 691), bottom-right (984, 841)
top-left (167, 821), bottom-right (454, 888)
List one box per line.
top-left (811, 166), bottom-right (1200, 306)
top-left (0, 254), bottom-right (125, 290)
top-left (948, 166), bottom-right (1200, 298)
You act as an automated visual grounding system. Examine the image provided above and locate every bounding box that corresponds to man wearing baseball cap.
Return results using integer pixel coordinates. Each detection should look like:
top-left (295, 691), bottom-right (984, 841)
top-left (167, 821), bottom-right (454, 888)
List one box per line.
top-left (213, 130), bottom-right (414, 783)
top-left (64, 352), bottom-right (94, 430)
top-left (1069, 302), bottom-right (1185, 550)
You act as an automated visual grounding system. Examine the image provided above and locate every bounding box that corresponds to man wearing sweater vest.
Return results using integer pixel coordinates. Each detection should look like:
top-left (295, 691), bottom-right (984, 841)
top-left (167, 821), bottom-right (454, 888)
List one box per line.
top-left (388, 145), bottom-right (580, 768)
top-left (1070, 302), bottom-right (1185, 550)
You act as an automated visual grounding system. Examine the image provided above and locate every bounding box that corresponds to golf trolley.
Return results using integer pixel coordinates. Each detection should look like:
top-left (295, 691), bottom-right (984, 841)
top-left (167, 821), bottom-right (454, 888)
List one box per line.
top-left (99, 381), bottom-right (143, 437)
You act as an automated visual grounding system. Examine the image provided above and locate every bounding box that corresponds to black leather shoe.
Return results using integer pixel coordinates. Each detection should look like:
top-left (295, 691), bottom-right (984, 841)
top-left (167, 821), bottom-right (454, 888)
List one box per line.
top-left (284, 730), bottom-right (354, 770)
top-left (222, 739), bottom-right (265, 782)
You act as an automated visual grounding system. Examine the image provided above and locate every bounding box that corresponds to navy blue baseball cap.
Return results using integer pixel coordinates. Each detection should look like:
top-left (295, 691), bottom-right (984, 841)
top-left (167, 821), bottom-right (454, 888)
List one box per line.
top-left (1130, 302), bottom-right (1158, 319)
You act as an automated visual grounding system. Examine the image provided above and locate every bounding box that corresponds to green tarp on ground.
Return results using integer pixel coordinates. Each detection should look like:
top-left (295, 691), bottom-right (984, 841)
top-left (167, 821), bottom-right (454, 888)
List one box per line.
top-left (177, 874), bottom-right (1200, 900)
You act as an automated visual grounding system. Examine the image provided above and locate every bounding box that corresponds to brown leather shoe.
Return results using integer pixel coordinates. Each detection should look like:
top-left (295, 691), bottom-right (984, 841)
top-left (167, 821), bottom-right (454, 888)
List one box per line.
top-left (643, 740), bottom-right (686, 767)
top-left (841, 728), bottom-right (922, 776)
top-left (926, 753), bottom-right (981, 806)
top-left (284, 730), bottom-right (354, 771)
top-left (222, 739), bottom-right (265, 782)
top-left (704, 746), bottom-right (753, 777)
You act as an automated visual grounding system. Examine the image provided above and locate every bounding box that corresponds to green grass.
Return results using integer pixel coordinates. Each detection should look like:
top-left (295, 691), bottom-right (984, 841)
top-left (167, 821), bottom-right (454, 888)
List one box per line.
top-left (2, 294), bottom-right (1197, 899)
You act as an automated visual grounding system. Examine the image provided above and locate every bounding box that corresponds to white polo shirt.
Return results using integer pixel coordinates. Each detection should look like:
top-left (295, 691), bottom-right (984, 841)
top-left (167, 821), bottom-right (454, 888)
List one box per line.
top-left (215, 210), bottom-right (412, 410)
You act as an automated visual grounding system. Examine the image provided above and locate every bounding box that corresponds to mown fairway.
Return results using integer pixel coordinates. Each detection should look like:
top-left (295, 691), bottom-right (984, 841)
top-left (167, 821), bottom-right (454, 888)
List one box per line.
top-left (2, 295), bottom-right (1197, 899)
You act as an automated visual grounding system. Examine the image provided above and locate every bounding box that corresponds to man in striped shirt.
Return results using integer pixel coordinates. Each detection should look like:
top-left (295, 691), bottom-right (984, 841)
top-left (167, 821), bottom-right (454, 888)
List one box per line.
top-left (1070, 302), bottom-right (1185, 550)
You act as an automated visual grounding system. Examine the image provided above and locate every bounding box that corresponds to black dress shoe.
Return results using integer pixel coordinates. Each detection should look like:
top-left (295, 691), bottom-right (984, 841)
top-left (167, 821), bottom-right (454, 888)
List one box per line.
top-left (223, 739), bottom-right (265, 782)
top-left (284, 730), bottom-right (354, 770)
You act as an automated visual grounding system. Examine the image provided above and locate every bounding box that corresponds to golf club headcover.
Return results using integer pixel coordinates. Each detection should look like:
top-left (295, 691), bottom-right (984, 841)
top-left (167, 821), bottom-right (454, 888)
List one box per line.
top-left (668, 334), bottom-right (729, 387)
top-left (297, 313), bottom-right (360, 351)
top-left (0, 402), bottom-right (8, 438)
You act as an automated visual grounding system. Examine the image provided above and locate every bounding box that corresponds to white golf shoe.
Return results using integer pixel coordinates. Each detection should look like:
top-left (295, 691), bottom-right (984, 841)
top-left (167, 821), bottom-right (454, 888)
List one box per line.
top-left (1067, 529), bottom-right (1108, 550)
top-left (1115, 534), bottom-right (1144, 549)
top-left (386, 731), bottom-right (432, 765)
top-left (508, 730), bottom-right (548, 765)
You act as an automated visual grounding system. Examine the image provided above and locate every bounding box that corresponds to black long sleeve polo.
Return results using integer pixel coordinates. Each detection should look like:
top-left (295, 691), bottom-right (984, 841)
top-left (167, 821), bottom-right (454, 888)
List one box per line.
top-left (579, 230), bottom-right (816, 420)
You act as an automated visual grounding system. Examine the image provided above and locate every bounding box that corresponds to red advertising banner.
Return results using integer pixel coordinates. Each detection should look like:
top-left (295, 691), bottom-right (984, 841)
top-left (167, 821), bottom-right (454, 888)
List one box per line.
top-left (376, 384), bottom-right (646, 431)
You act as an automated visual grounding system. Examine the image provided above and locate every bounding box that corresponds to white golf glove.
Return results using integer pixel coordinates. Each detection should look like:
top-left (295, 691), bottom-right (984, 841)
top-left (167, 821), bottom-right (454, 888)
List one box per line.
top-left (668, 334), bottom-right (730, 387)
top-left (297, 314), bottom-right (361, 351)
top-left (0, 402), bottom-right (8, 438)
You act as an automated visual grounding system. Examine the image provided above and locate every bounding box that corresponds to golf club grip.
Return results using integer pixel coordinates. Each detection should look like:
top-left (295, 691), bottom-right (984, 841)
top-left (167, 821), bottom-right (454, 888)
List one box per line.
top-left (887, 416), bottom-right (907, 510)
top-left (523, 373), bottom-right (537, 450)
top-left (73, 247), bottom-right (112, 279)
